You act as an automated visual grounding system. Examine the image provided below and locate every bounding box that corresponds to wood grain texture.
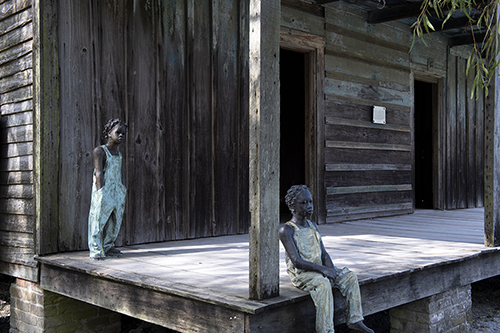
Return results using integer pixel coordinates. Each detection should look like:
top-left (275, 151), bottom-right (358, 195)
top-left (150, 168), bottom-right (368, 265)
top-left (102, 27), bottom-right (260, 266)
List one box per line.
top-left (157, 0), bottom-right (188, 241)
top-left (0, 0), bottom-right (36, 281)
top-left (0, 21), bottom-right (32, 52)
top-left (0, 0), bottom-right (31, 22)
top-left (443, 55), bottom-right (485, 210)
top-left (0, 40), bottom-right (32, 66)
top-left (34, 0), bottom-right (59, 258)
top-left (0, 261), bottom-right (37, 281)
top-left (36, 209), bottom-right (500, 331)
top-left (126, 0), bottom-right (159, 244)
top-left (188, 0), bottom-right (213, 239)
top-left (325, 2), bottom-right (409, 49)
top-left (53, 0), bottom-right (250, 251)
top-left (322, 0), bottom-right (483, 223)
top-left (57, 0), bottom-right (94, 252)
top-left (237, 0), bottom-right (250, 234)
top-left (248, 0), bottom-right (281, 300)
top-left (213, 0), bottom-right (240, 236)
top-left (484, 49), bottom-right (500, 246)
top-left (281, 4), bottom-right (324, 36)
top-left (40, 263), bottom-right (247, 333)
top-left (0, 6), bottom-right (31, 37)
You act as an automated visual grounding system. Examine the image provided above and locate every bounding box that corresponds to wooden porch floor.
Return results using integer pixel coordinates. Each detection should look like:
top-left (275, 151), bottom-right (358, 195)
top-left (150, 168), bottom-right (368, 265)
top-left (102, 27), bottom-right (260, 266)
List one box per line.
top-left (36, 208), bottom-right (500, 332)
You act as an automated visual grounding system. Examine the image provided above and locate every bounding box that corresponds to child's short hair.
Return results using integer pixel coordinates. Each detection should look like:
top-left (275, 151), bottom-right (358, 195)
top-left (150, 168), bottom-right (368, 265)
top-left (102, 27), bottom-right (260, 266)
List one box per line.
top-left (103, 119), bottom-right (127, 141)
top-left (285, 185), bottom-right (311, 212)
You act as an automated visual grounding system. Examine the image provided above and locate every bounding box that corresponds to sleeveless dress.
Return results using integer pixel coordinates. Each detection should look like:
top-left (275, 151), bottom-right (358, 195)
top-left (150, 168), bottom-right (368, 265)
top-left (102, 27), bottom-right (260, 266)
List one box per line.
top-left (285, 220), bottom-right (364, 333)
top-left (88, 145), bottom-right (127, 259)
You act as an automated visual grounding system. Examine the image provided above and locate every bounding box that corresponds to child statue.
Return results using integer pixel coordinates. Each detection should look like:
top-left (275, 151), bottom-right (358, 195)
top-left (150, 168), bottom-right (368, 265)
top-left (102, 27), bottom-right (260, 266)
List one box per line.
top-left (88, 119), bottom-right (128, 261)
top-left (279, 185), bottom-right (374, 333)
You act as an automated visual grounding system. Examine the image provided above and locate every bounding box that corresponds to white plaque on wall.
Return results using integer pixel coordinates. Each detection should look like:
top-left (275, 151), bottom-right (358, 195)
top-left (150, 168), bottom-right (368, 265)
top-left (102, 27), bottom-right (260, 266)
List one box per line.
top-left (373, 106), bottom-right (386, 124)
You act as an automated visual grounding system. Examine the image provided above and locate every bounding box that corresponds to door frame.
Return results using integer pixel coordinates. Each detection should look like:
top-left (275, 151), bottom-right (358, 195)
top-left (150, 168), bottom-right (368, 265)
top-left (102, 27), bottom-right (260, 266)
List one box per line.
top-left (280, 27), bottom-right (326, 223)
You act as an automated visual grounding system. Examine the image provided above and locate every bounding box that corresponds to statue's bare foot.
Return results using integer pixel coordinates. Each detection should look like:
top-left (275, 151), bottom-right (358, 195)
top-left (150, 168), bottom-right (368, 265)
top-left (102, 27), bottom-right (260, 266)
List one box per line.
top-left (90, 254), bottom-right (104, 261)
top-left (106, 247), bottom-right (123, 258)
top-left (348, 321), bottom-right (374, 333)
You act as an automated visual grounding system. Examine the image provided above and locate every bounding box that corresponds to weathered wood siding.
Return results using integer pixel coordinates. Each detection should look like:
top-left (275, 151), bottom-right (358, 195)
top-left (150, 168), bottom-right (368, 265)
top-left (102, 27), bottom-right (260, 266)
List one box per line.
top-left (283, 2), bottom-right (485, 223)
top-left (445, 47), bottom-right (485, 209)
top-left (56, 0), bottom-right (249, 251)
top-left (322, 3), bottom-right (413, 222)
top-left (411, 36), bottom-right (485, 210)
top-left (0, 0), bottom-right (36, 280)
top-left (1, 0), bottom-right (486, 263)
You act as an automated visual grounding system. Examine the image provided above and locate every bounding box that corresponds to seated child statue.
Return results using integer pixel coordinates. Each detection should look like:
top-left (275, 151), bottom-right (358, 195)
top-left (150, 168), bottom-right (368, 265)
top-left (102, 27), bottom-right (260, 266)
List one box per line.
top-left (279, 185), bottom-right (374, 333)
top-left (88, 119), bottom-right (128, 261)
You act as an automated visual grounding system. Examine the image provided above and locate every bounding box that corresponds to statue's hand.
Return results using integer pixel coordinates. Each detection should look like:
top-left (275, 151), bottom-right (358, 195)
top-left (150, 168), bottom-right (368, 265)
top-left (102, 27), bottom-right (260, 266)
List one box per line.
top-left (322, 266), bottom-right (336, 280)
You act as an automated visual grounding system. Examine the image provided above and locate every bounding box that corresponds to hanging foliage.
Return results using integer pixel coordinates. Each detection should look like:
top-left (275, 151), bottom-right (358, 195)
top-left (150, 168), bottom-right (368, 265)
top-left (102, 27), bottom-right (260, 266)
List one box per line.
top-left (411, 0), bottom-right (499, 98)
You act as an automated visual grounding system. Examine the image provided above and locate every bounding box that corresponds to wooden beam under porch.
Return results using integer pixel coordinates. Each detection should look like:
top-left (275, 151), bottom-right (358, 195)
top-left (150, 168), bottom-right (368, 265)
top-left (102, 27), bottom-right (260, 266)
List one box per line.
top-left (36, 208), bottom-right (500, 332)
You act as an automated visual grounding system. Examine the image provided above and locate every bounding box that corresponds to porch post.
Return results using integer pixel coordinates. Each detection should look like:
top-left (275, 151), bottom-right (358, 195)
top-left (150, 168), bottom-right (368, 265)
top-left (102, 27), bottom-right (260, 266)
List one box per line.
top-left (484, 6), bottom-right (500, 246)
top-left (484, 75), bottom-right (500, 246)
top-left (33, 0), bottom-right (60, 255)
top-left (248, 0), bottom-right (280, 300)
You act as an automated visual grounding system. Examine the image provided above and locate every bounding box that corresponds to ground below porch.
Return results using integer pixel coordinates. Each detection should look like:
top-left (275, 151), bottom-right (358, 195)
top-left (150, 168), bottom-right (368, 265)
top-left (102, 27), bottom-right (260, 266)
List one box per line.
top-left (33, 208), bottom-right (500, 332)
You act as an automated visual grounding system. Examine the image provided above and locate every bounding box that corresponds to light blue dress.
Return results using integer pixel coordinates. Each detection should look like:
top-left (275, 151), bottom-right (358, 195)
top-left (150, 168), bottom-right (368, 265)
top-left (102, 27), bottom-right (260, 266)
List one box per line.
top-left (285, 220), bottom-right (364, 333)
top-left (88, 145), bottom-right (127, 259)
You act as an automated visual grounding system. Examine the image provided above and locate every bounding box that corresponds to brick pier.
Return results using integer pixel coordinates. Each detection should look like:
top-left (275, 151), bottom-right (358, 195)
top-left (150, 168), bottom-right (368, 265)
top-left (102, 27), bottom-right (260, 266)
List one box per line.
top-left (389, 284), bottom-right (472, 333)
top-left (9, 279), bottom-right (121, 333)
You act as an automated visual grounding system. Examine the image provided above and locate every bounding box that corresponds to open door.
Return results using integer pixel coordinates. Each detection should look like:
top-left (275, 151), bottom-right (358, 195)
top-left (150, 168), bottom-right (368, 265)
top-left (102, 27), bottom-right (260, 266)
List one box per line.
top-left (414, 79), bottom-right (439, 209)
top-left (279, 28), bottom-right (325, 223)
top-left (280, 49), bottom-right (307, 220)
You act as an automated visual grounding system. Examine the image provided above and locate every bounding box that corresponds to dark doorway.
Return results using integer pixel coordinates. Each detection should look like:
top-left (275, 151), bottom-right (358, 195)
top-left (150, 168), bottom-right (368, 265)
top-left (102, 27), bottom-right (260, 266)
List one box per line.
top-left (280, 49), bottom-right (307, 219)
top-left (414, 80), bottom-right (435, 209)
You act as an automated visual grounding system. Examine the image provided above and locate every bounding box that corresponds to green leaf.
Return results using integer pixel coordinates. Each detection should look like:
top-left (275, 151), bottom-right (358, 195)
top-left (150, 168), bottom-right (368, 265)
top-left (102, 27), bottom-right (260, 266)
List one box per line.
top-left (423, 14), bottom-right (435, 31)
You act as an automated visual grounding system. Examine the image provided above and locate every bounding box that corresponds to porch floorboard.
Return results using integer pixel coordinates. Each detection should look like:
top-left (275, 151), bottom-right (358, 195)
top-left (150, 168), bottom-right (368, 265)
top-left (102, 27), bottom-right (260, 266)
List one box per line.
top-left (36, 208), bottom-right (499, 332)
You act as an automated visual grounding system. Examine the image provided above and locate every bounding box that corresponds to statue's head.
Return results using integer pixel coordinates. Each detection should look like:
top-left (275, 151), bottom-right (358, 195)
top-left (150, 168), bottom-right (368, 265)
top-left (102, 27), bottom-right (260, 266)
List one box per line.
top-left (285, 185), bottom-right (311, 214)
top-left (103, 119), bottom-right (128, 142)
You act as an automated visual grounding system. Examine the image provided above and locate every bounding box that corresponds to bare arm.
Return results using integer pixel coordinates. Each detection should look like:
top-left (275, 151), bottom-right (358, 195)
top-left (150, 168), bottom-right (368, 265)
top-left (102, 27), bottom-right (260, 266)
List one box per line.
top-left (279, 223), bottom-right (336, 280)
top-left (92, 147), bottom-right (106, 190)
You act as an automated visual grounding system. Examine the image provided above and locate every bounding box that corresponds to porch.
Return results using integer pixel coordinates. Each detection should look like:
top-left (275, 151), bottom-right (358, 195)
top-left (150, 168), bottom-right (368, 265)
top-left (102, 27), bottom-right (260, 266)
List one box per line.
top-left (34, 208), bottom-right (499, 332)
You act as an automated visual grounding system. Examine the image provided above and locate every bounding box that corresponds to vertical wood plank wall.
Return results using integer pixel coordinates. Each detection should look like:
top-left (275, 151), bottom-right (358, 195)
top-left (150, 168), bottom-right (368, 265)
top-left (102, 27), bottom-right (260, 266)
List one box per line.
top-left (0, 0), bottom-right (36, 280)
top-left (446, 48), bottom-right (485, 209)
top-left (57, 0), bottom-right (249, 251)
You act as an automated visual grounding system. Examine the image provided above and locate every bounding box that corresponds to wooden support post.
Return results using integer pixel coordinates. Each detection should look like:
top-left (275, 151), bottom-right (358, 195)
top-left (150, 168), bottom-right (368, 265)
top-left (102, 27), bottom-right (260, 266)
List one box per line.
top-left (248, 0), bottom-right (280, 300)
top-left (33, 0), bottom-right (60, 255)
top-left (484, 6), bottom-right (500, 247)
top-left (484, 79), bottom-right (500, 246)
top-left (484, 20), bottom-right (500, 246)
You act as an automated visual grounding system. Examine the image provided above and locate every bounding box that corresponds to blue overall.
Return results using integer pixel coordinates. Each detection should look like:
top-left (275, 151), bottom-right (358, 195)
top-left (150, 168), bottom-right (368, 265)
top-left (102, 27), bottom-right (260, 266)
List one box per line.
top-left (88, 145), bottom-right (127, 259)
top-left (285, 220), bottom-right (364, 333)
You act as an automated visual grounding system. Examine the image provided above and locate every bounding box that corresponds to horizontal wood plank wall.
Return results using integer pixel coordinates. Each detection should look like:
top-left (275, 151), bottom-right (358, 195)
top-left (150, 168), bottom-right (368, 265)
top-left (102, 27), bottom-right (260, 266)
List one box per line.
top-left (323, 3), bottom-right (413, 222)
top-left (0, 0), bottom-right (37, 280)
top-left (445, 47), bottom-right (485, 209)
top-left (283, 2), bottom-right (485, 222)
top-left (57, 0), bottom-right (249, 251)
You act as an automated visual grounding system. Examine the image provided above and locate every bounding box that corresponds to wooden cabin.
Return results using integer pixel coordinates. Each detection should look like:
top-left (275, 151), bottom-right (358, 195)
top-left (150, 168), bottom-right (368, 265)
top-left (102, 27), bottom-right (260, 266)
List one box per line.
top-left (2, 0), bottom-right (500, 331)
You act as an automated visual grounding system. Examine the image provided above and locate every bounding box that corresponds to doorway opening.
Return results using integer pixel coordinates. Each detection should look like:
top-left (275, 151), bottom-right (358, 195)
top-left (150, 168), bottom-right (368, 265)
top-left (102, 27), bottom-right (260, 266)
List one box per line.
top-left (414, 80), bottom-right (437, 209)
top-left (280, 48), bottom-right (307, 220)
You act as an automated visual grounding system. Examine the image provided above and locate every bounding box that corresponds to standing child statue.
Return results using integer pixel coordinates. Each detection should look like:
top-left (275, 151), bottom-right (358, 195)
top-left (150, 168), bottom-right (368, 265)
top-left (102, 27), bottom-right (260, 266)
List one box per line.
top-left (279, 185), bottom-right (374, 333)
top-left (88, 119), bottom-right (128, 261)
